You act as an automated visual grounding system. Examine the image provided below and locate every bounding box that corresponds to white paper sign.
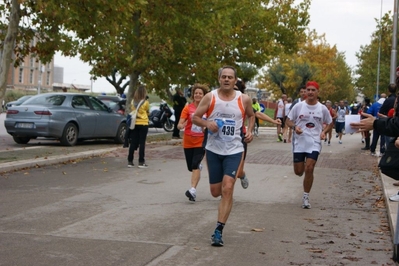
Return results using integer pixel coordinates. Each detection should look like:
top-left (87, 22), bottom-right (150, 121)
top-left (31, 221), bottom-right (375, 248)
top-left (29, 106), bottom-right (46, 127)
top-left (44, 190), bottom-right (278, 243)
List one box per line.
top-left (345, 115), bottom-right (360, 134)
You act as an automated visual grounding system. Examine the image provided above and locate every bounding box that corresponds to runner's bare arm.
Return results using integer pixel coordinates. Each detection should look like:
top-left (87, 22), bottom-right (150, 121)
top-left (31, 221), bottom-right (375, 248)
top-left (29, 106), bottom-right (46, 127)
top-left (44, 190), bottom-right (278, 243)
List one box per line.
top-left (192, 93), bottom-right (218, 133)
top-left (243, 95), bottom-right (254, 142)
top-left (177, 118), bottom-right (187, 130)
top-left (255, 111), bottom-right (281, 125)
top-left (321, 123), bottom-right (333, 139)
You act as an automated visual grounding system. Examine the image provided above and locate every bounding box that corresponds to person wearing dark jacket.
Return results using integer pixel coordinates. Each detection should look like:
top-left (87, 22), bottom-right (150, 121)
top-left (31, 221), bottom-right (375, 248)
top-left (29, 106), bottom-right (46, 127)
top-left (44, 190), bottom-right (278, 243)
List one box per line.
top-left (172, 88), bottom-right (187, 139)
top-left (378, 83), bottom-right (397, 145)
top-left (360, 98), bottom-right (371, 150)
top-left (379, 84), bottom-right (397, 119)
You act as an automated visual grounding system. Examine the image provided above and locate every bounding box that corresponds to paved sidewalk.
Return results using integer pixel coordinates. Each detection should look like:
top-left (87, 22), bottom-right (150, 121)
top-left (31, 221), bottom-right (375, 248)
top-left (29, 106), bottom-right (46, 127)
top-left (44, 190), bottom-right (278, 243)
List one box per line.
top-left (0, 127), bottom-right (396, 265)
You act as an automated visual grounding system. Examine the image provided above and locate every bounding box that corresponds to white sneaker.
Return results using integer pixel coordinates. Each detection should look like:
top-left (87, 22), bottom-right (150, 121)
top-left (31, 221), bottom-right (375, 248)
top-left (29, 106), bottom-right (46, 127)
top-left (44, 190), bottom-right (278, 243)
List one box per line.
top-left (302, 196), bottom-right (311, 209)
top-left (389, 193), bottom-right (399, 202)
top-left (339, 140), bottom-right (342, 144)
top-left (240, 175), bottom-right (249, 189)
top-left (138, 163), bottom-right (148, 169)
top-left (185, 190), bottom-right (196, 202)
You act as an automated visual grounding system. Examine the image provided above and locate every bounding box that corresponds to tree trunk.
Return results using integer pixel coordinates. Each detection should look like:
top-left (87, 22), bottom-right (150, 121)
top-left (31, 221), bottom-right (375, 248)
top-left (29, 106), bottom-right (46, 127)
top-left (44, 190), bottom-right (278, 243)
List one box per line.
top-left (125, 10), bottom-right (141, 114)
top-left (0, 0), bottom-right (20, 105)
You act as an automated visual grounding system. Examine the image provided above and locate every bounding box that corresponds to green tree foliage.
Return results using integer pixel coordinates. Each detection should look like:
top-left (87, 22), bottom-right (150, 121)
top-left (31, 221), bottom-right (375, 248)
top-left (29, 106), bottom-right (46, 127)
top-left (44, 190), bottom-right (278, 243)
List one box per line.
top-left (257, 30), bottom-right (354, 102)
top-left (0, 0), bottom-right (79, 101)
top-left (355, 13), bottom-right (392, 100)
top-left (0, 0), bottom-right (310, 110)
top-left (61, 0), bottom-right (311, 106)
top-left (237, 63), bottom-right (258, 83)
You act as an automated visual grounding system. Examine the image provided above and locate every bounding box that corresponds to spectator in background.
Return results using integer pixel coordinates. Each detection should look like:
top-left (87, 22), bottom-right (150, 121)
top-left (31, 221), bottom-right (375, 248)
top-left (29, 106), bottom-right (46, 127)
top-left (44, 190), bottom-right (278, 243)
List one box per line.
top-left (274, 94), bottom-right (287, 142)
top-left (252, 98), bottom-right (261, 136)
top-left (290, 85), bottom-right (306, 110)
top-left (350, 101), bottom-right (361, 115)
top-left (335, 100), bottom-right (349, 144)
top-left (283, 97), bottom-right (293, 143)
top-left (368, 93), bottom-right (387, 156)
top-left (378, 84), bottom-right (397, 142)
top-left (172, 88), bottom-right (187, 139)
top-left (324, 100), bottom-right (336, 146)
top-left (360, 98), bottom-right (372, 150)
top-left (332, 101), bottom-right (339, 112)
top-left (127, 85), bottom-right (150, 168)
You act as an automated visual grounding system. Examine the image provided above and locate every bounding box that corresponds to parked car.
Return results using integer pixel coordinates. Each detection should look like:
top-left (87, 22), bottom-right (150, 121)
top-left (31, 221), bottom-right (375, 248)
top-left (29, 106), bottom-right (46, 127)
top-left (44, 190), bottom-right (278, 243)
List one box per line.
top-left (4, 93), bottom-right (127, 146)
top-left (5, 95), bottom-right (33, 110)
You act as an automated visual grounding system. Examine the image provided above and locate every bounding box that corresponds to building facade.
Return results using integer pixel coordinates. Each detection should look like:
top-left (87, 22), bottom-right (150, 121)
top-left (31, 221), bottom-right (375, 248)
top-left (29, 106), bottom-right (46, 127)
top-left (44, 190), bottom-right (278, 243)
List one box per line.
top-left (7, 54), bottom-right (54, 92)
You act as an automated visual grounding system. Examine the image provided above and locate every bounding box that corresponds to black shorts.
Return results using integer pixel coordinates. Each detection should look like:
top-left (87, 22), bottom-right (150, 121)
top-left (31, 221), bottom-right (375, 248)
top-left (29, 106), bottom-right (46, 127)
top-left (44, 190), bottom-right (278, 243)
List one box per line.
top-left (277, 117), bottom-right (285, 128)
top-left (335, 122), bottom-right (345, 133)
top-left (184, 147), bottom-right (205, 172)
top-left (293, 151), bottom-right (320, 163)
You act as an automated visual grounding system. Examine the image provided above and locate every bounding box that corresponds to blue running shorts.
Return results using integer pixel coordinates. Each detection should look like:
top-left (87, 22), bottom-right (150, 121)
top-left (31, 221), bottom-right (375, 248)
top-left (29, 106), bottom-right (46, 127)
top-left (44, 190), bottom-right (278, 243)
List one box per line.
top-left (206, 150), bottom-right (243, 184)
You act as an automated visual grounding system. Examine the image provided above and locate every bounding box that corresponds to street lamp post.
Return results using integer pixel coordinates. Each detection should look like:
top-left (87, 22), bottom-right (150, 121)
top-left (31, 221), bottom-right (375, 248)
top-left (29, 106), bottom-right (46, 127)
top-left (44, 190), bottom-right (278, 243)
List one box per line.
top-left (90, 76), bottom-right (93, 94)
top-left (376, 0), bottom-right (383, 100)
top-left (390, 0), bottom-right (399, 84)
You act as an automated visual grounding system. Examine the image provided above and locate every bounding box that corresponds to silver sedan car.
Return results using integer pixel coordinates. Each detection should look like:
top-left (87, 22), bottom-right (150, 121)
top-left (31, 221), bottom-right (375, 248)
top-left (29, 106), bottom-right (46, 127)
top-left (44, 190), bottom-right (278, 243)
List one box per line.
top-left (4, 93), bottom-right (127, 146)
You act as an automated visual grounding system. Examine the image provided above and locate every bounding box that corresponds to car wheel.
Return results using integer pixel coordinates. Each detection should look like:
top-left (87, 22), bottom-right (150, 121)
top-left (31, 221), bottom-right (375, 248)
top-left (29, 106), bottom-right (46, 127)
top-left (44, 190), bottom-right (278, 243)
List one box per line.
top-left (163, 119), bottom-right (174, 132)
top-left (114, 123), bottom-right (127, 144)
top-left (13, 136), bottom-right (30, 144)
top-left (60, 123), bottom-right (78, 146)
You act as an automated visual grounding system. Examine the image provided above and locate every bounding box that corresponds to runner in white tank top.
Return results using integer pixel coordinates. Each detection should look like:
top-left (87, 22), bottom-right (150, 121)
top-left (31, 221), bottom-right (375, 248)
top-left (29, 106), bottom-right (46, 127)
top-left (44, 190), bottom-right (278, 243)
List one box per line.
top-left (192, 66), bottom-right (255, 247)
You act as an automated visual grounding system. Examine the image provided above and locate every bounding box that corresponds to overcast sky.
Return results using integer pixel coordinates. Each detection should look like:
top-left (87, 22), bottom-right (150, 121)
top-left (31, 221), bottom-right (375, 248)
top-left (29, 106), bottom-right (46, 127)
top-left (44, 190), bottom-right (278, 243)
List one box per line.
top-left (54, 0), bottom-right (394, 93)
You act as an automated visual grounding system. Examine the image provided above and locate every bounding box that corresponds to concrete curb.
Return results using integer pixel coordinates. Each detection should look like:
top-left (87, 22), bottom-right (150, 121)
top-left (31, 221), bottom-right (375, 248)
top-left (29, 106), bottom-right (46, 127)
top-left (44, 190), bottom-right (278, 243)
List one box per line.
top-left (381, 170), bottom-right (398, 241)
top-left (0, 147), bottom-right (119, 174)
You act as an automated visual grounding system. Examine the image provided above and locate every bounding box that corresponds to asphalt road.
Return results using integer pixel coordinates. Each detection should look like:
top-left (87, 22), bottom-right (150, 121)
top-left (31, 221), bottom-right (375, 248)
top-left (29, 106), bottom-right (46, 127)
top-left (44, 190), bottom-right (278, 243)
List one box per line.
top-left (0, 128), bottom-right (395, 265)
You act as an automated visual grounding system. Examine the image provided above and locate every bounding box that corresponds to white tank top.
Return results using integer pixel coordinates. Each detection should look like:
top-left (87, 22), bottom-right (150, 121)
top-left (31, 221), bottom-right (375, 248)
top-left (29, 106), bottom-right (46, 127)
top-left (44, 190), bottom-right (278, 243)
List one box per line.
top-left (205, 90), bottom-right (245, 155)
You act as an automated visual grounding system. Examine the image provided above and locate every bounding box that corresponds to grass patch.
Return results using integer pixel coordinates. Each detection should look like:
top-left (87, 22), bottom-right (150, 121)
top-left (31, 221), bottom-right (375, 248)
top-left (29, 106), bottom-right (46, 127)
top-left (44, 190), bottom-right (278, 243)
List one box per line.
top-left (260, 108), bottom-right (277, 127)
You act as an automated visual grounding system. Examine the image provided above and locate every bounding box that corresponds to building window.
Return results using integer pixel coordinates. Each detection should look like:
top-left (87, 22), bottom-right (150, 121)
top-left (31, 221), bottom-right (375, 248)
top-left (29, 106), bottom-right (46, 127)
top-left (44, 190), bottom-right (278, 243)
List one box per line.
top-left (29, 69), bottom-right (34, 84)
top-left (18, 68), bottom-right (23, 83)
top-left (30, 57), bottom-right (34, 67)
top-left (46, 71), bottom-right (50, 85)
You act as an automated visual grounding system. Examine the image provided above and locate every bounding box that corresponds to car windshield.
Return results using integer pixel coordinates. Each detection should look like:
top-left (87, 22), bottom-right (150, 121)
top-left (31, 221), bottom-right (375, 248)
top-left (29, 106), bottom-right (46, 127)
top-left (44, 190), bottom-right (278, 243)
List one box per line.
top-left (23, 95), bottom-right (66, 106)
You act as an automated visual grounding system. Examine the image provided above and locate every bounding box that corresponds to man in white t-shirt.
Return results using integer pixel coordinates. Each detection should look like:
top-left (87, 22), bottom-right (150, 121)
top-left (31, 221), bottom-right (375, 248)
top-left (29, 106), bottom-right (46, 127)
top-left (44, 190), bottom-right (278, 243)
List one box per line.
top-left (274, 94), bottom-right (287, 141)
top-left (286, 81), bottom-right (332, 209)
